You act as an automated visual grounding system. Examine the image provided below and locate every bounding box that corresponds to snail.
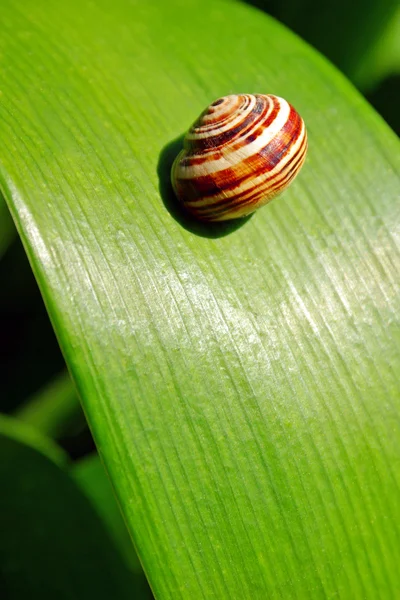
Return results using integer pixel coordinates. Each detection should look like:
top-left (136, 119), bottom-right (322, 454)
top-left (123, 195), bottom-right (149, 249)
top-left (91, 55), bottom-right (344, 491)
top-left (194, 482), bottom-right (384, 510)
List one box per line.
top-left (171, 94), bottom-right (307, 221)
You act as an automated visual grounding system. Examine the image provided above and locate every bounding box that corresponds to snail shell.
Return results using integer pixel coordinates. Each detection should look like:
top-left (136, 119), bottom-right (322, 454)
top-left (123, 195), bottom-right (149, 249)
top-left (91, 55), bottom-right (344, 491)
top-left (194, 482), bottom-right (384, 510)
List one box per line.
top-left (171, 94), bottom-right (307, 221)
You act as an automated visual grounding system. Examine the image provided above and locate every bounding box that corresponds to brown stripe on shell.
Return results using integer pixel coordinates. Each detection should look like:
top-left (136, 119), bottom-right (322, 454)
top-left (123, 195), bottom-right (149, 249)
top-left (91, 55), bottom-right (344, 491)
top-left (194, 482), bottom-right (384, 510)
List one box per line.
top-left (190, 136), bottom-right (308, 220)
top-left (177, 134), bottom-right (307, 215)
top-left (176, 104), bottom-right (303, 199)
top-left (171, 93), bottom-right (308, 221)
top-left (185, 95), bottom-right (275, 154)
top-left (191, 94), bottom-right (252, 132)
top-left (192, 95), bottom-right (251, 131)
top-left (192, 137), bottom-right (308, 220)
top-left (207, 134), bottom-right (307, 213)
top-left (200, 121), bottom-right (308, 210)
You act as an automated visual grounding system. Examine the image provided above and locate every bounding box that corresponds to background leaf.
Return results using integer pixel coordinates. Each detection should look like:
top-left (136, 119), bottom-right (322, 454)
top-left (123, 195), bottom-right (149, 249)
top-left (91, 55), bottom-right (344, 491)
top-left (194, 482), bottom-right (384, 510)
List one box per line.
top-left (0, 0), bottom-right (399, 598)
top-left (0, 416), bottom-right (143, 599)
top-left (0, 237), bottom-right (66, 413)
top-left (247, 0), bottom-right (400, 134)
top-left (73, 454), bottom-right (147, 579)
top-left (16, 370), bottom-right (84, 440)
top-left (248, 0), bottom-right (399, 86)
top-left (352, 5), bottom-right (400, 89)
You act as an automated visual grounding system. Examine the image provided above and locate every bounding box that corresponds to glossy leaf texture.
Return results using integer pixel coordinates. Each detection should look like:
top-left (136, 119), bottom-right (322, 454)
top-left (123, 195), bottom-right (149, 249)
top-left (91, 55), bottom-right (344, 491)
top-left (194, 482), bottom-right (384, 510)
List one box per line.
top-left (0, 0), bottom-right (399, 598)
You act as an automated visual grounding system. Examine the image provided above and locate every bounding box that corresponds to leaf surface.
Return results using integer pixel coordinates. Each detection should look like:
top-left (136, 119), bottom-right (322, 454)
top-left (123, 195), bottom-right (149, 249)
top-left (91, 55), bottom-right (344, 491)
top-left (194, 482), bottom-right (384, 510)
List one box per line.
top-left (0, 0), bottom-right (399, 598)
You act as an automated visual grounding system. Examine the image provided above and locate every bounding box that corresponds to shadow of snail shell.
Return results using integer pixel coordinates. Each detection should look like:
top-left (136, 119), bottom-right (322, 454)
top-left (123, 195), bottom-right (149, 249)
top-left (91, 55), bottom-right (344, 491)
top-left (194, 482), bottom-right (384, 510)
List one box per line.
top-left (171, 94), bottom-right (308, 222)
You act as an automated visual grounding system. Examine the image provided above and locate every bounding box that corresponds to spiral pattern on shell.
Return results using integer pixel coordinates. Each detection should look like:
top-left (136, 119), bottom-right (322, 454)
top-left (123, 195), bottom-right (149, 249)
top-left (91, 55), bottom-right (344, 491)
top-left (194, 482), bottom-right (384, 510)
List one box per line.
top-left (171, 94), bottom-right (308, 221)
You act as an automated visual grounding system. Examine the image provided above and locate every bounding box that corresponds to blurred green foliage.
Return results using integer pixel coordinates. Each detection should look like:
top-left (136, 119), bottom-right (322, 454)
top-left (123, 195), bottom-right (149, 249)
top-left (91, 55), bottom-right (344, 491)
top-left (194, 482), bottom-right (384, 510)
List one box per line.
top-left (248, 0), bottom-right (400, 133)
top-left (0, 417), bottom-right (145, 599)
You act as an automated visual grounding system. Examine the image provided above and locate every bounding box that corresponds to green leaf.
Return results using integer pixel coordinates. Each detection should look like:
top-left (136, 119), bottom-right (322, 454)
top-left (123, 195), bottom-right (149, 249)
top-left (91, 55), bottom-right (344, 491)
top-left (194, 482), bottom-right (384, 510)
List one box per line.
top-left (353, 5), bottom-right (400, 90)
top-left (250, 0), bottom-right (399, 87)
top-left (0, 0), bottom-right (399, 598)
top-left (0, 415), bottom-right (145, 599)
top-left (0, 237), bottom-right (66, 412)
top-left (16, 370), bottom-right (84, 439)
top-left (0, 414), bottom-right (67, 467)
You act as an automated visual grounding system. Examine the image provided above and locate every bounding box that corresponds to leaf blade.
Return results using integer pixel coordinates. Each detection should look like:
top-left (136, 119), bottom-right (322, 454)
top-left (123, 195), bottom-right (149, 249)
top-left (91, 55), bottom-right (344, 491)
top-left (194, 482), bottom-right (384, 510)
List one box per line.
top-left (0, 1), bottom-right (399, 598)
